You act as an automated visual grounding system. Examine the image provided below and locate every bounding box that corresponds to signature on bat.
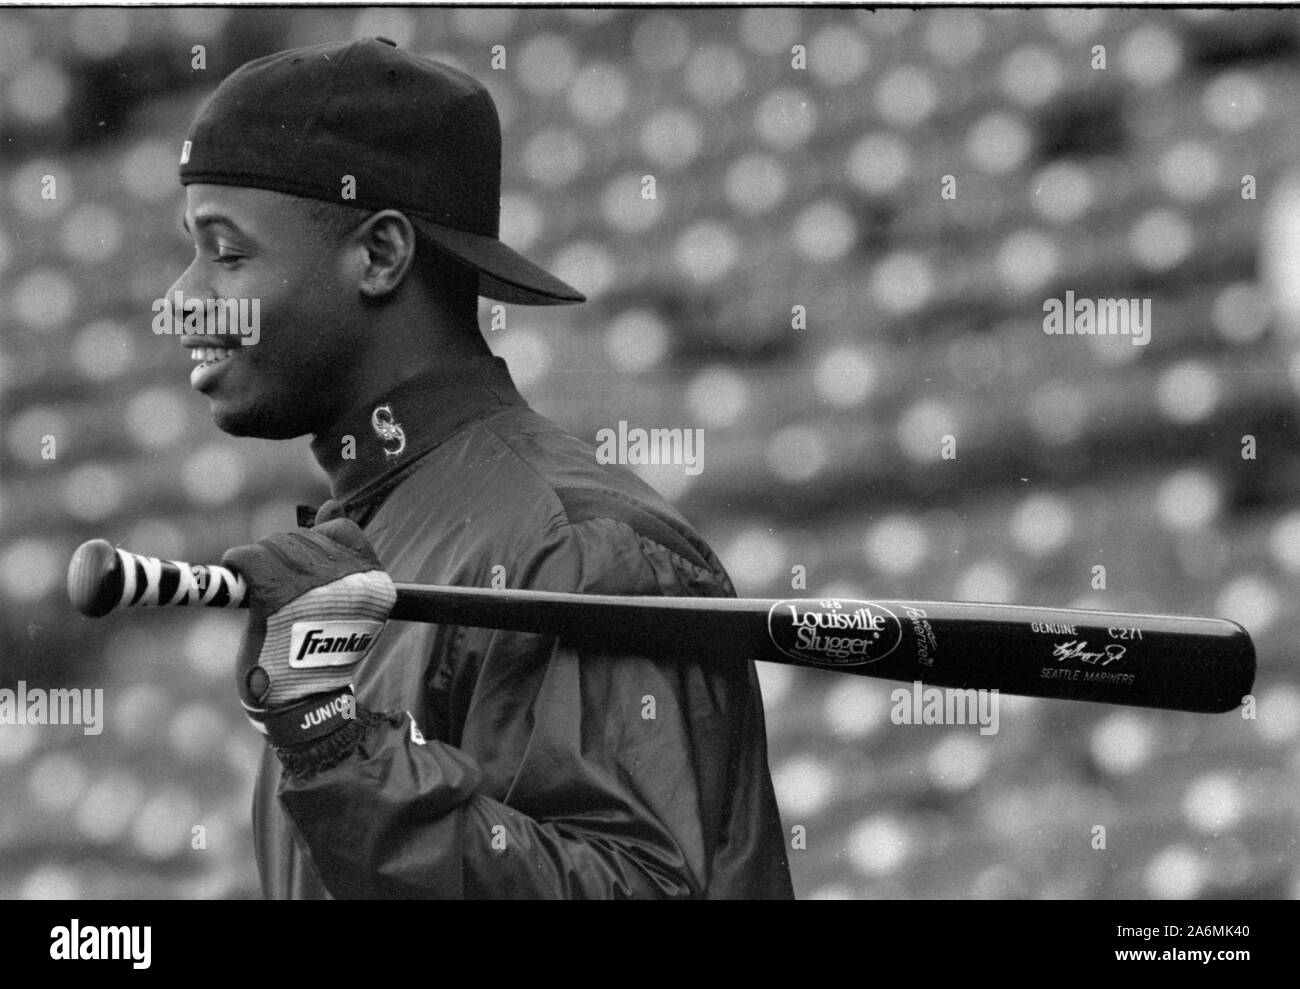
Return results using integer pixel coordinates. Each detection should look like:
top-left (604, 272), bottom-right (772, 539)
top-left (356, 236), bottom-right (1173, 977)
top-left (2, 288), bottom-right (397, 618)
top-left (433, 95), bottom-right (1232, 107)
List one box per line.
top-left (1051, 640), bottom-right (1126, 666)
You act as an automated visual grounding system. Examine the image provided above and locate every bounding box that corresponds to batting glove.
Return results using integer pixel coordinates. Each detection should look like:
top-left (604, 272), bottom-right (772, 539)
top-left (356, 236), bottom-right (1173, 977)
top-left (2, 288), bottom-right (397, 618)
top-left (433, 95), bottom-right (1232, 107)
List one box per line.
top-left (221, 519), bottom-right (395, 748)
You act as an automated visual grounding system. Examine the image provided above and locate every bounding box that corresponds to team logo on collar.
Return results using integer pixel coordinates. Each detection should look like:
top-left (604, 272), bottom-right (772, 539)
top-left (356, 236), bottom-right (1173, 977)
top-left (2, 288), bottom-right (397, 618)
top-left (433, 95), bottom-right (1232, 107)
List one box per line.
top-left (371, 404), bottom-right (407, 458)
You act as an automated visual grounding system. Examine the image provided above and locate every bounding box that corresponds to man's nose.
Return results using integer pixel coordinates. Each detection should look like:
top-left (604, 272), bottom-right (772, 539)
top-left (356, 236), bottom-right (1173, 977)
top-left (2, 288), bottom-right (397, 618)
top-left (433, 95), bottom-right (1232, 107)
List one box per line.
top-left (166, 260), bottom-right (194, 300)
top-left (163, 258), bottom-right (206, 315)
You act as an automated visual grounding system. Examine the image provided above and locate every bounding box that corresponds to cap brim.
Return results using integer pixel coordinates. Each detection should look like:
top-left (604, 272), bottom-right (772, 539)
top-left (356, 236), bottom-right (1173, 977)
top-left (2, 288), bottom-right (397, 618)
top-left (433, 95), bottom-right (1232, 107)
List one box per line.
top-left (409, 216), bottom-right (586, 306)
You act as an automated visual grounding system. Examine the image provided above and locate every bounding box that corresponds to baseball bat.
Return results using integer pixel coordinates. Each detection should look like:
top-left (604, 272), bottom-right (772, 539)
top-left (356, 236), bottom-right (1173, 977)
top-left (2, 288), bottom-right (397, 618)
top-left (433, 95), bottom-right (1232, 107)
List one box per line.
top-left (67, 539), bottom-right (1254, 713)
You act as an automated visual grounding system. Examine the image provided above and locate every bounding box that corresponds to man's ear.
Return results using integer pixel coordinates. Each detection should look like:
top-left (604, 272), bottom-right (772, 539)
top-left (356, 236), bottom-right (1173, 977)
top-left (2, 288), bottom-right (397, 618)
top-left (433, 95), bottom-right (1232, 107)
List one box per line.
top-left (353, 209), bottom-right (417, 299)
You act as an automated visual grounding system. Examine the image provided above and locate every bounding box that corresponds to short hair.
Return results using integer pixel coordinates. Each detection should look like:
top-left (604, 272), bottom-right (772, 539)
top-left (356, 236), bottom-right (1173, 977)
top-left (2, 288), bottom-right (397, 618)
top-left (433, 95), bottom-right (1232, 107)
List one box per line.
top-left (302, 198), bottom-right (371, 241)
top-left (297, 197), bottom-right (479, 316)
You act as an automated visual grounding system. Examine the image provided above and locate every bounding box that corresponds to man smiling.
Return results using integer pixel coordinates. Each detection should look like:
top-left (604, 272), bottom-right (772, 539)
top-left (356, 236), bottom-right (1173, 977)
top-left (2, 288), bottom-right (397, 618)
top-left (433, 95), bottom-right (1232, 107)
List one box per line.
top-left (169, 37), bottom-right (793, 899)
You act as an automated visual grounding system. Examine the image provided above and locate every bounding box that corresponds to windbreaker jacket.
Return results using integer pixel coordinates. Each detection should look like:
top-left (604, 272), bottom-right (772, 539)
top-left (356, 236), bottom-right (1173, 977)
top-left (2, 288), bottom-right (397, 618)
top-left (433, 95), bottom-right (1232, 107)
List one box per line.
top-left (251, 355), bottom-right (794, 899)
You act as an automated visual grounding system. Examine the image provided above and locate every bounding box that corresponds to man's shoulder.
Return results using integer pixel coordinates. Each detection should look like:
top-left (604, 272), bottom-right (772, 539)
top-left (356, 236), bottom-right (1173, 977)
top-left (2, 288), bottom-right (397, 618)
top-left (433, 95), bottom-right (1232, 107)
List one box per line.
top-left (380, 406), bottom-right (733, 597)
top-left (480, 408), bottom-right (730, 595)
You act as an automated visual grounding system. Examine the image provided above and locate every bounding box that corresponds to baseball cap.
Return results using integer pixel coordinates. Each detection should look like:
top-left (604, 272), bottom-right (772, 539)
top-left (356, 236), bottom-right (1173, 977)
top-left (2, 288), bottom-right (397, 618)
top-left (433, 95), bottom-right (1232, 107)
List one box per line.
top-left (178, 37), bottom-right (585, 306)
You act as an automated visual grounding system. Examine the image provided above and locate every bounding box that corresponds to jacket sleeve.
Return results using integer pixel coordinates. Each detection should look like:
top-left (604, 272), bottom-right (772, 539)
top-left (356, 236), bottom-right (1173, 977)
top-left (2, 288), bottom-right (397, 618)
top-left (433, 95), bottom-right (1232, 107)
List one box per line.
top-left (270, 515), bottom-right (791, 899)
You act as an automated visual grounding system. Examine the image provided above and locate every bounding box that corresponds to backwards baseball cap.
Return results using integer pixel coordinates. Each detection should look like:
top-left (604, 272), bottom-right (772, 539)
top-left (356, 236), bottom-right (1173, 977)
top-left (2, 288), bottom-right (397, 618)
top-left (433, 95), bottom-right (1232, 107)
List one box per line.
top-left (178, 37), bottom-right (584, 306)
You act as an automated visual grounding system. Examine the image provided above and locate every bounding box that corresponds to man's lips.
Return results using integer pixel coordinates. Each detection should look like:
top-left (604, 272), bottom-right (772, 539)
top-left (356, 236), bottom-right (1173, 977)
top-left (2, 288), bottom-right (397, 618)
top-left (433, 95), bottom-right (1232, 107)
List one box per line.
top-left (180, 335), bottom-right (243, 349)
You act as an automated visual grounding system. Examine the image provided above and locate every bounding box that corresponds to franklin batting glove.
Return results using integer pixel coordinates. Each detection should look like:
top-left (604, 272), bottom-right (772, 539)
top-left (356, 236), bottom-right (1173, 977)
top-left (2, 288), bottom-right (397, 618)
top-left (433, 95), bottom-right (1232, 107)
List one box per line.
top-left (221, 519), bottom-right (396, 748)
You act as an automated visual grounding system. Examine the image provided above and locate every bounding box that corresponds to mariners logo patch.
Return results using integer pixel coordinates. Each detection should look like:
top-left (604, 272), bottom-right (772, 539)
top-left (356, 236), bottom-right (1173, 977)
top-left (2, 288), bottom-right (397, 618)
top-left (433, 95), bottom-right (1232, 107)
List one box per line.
top-left (371, 403), bottom-right (407, 458)
top-left (289, 620), bottom-right (384, 668)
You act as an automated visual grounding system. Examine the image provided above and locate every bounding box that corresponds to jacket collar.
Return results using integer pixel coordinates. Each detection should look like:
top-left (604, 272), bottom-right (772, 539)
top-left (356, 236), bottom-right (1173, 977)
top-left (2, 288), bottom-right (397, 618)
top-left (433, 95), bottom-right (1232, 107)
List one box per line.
top-left (310, 355), bottom-right (525, 510)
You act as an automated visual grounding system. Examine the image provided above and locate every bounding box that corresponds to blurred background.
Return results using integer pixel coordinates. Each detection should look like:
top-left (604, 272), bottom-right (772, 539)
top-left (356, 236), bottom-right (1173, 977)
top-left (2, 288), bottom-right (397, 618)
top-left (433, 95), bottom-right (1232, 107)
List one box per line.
top-left (1, 5), bottom-right (1299, 900)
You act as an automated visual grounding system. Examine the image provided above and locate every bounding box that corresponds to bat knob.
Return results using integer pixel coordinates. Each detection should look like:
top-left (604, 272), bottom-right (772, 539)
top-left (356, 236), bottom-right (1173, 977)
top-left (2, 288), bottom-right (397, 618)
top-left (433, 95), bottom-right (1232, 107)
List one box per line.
top-left (68, 539), bottom-right (123, 617)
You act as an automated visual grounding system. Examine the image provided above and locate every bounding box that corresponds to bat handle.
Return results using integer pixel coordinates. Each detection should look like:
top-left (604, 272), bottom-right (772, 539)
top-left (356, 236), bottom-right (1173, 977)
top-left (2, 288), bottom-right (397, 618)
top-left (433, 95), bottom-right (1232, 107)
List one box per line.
top-left (67, 539), bottom-right (248, 617)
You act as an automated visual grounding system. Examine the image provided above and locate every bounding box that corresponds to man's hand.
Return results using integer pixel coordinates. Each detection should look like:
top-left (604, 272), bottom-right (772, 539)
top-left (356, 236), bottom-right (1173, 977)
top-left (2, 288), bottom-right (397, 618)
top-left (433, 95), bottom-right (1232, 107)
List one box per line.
top-left (221, 519), bottom-right (396, 747)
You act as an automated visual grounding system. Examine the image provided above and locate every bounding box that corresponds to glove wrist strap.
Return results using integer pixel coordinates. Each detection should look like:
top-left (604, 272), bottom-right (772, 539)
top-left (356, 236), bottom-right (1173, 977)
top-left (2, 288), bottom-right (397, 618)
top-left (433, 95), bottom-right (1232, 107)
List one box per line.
top-left (244, 688), bottom-right (357, 748)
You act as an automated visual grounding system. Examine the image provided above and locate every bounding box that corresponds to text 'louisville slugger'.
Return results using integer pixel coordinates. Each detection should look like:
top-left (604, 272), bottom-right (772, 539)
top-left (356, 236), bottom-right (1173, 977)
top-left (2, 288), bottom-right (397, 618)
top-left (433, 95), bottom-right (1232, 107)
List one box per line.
top-left (68, 539), bottom-right (1255, 714)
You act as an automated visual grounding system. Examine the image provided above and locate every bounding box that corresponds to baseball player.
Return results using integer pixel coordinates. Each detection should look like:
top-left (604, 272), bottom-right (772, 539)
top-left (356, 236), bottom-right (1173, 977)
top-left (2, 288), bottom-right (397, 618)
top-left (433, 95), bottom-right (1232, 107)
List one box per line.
top-left (171, 37), bottom-right (793, 898)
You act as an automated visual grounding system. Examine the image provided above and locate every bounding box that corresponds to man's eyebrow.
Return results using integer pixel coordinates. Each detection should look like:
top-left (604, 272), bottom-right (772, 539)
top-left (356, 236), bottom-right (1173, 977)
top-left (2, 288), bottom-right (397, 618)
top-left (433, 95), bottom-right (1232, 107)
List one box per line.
top-left (181, 212), bottom-right (242, 235)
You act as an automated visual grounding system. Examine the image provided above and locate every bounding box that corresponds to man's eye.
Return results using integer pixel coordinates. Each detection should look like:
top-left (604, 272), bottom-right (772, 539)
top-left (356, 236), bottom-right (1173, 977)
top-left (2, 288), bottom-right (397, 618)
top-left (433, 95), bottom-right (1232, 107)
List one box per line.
top-left (214, 252), bottom-right (243, 265)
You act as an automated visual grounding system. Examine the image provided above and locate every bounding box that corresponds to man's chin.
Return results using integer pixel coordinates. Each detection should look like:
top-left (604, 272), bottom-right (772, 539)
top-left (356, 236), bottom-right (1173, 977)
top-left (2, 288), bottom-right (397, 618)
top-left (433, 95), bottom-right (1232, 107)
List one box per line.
top-left (210, 399), bottom-right (312, 440)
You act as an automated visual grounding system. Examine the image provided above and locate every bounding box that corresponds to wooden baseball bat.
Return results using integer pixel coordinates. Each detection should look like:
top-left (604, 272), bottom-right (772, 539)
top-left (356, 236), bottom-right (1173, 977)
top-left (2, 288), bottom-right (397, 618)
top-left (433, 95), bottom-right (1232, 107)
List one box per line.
top-left (67, 539), bottom-right (1255, 713)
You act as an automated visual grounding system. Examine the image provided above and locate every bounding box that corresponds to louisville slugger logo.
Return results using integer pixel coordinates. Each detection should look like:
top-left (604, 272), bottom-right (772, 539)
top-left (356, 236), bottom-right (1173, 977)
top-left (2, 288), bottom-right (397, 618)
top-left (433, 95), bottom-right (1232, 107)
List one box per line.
top-left (289, 621), bottom-right (384, 668)
top-left (767, 599), bottom-right (903, 667)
